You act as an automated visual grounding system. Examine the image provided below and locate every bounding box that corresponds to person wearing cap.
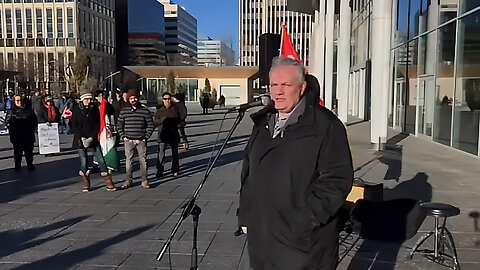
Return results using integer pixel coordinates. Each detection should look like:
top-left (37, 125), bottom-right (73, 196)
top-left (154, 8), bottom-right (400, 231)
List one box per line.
top-left (117, 89), bottom-right (154, 189)
top-left (71, 91), bottom-right (117, 192)
top-left (37, 96), bottom-right (60, 124)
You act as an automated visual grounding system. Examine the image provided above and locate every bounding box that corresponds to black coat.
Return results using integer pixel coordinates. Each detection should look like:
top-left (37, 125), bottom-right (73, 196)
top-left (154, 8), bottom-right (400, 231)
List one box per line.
top-left (154, 104), bottom-right (180, 144)
top-left (6, 104), bottom-right (37, 146)
top-left (238, 100), bottom-right (353, 270)
top-left (71, 103), bottom-right (100, 149)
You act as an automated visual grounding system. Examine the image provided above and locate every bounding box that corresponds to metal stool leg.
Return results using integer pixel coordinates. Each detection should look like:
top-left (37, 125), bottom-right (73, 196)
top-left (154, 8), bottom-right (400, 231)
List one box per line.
top-left (410, 231), bottom-right (434, 259)
top-left (444, 227), bottom-right (461, 270)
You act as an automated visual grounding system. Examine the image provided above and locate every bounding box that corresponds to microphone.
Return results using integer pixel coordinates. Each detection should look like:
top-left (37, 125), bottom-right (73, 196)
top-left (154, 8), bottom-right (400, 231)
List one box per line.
top-left (228, 95), bottom-right (271, 112)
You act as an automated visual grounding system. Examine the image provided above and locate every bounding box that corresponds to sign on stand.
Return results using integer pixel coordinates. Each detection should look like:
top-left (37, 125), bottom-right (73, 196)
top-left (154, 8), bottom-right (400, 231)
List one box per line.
top-left (38, 123), bottom-right (60, 154)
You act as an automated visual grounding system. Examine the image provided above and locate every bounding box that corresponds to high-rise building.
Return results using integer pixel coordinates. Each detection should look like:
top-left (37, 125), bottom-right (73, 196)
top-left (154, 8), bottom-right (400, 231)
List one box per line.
top-left (239, 0), bottom-right (312, 67)
top-left (197, 34), bottom-right (235, 67)
top-left (159, 0), bottom-right (197, 66)
top-left (0, 0), bottom-right (116, 93)
top-left (115, 0), bottom-right (166, 68)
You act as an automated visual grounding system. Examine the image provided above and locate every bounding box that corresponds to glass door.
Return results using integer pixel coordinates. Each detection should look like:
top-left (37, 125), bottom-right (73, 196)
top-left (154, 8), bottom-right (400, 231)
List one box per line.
top-left (393, 80), bottom-right (406, 130)
top-left (417, 77), bottom-right (435, 137)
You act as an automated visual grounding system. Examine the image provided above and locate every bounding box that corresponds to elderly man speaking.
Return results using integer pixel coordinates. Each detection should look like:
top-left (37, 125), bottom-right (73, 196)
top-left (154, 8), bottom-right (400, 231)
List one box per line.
top-left (238, 56), bottom-right (353, 270)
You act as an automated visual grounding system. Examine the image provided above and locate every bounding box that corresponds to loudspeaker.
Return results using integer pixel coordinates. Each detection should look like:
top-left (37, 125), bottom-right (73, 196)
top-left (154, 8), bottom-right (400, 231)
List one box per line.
top-left (259, 33), bottom-right (281, 86)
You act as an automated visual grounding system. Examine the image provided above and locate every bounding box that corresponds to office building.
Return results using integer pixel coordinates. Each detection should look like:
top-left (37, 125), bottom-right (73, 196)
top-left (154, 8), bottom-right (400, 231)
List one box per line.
top-left (159, 0), bottom-right (197, 66)
top-left (0, 0), bottom-right (116, 93)
top-left (288, 0), bottom-right (480, 157)
top-left (197, 34), bottom-right (235, 67)
top-left (115, 0), bottom-right (166, 68)
top-left (239, 0), bottom-right (312, 67)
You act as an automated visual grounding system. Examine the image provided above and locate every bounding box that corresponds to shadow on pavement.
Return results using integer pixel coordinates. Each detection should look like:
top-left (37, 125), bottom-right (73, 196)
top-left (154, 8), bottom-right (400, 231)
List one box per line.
top-left (0, 216), bottom-right (89, 259)
top-left (347, 173), bottom-right (432, 270)
top-left (0, 154), bottom-right (81, 204)
top-left (10, 224), bottom-right (154, 270)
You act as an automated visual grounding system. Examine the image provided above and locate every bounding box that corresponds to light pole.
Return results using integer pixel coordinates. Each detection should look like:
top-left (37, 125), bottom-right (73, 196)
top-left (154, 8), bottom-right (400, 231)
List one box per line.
top-left (103, 70), bottom-right (121, 101)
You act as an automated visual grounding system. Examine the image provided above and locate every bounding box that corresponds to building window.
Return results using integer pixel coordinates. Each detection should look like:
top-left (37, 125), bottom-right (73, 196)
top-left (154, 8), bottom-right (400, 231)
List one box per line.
top-left (0, 10), bottom-right (2, 39)
top-left (26, 9), bottom-right (33, 39)
top-left (67, 8), bottom-right (74, 38)
top-left (6, 9), bottom-right (13, 39)
top-left (15, 9), bottom-right (23, 39)
top-left (57, 8), bottom-right (63, 38)
top-left (36, 9), bottom-right (43, 38)
top-left (46, 9), bottom-right (54, 46)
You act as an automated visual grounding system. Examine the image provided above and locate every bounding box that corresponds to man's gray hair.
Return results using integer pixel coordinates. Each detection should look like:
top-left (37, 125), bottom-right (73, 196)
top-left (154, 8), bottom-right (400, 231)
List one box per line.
top-left (269, 56), bottom-right (305, 83)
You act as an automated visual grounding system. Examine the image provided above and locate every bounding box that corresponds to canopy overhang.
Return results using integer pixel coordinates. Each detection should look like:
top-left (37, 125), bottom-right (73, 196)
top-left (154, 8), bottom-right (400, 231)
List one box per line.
top-left (124, 66), bottom-right (259, 80)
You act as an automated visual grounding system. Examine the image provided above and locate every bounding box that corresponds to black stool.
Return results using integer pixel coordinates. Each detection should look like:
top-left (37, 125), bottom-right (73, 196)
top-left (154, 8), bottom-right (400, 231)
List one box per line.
top-left (410, 202), bottom-right (461, 269)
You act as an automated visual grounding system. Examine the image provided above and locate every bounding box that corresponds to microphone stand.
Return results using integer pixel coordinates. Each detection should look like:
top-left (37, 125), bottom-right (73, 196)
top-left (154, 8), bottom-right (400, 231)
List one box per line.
top-left (156, 109), bottom-right (246, 270)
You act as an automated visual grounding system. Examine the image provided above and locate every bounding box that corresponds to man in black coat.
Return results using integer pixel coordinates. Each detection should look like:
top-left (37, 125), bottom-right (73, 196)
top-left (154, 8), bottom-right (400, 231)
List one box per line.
top-left (154, 92), bottom-right (181, 178)
top-left (238, 56), bottom-right (353, 270)
top-left (6, 95), bottom-right (38, 171)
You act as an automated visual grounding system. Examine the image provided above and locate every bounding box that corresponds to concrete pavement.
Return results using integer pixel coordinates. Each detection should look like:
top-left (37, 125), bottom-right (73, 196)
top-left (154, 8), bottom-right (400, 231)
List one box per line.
top-left (0, 103), bottom-right (478, 269)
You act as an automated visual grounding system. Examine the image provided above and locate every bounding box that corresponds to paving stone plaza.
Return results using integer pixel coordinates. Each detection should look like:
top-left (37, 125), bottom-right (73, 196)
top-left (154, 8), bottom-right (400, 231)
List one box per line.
top-left (0, 104), bottom-right (479, 270)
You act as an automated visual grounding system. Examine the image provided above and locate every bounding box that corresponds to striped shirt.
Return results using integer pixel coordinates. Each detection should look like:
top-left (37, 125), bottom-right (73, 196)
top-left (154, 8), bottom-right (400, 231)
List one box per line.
top-left (117, 104), bottom-right (154, 140)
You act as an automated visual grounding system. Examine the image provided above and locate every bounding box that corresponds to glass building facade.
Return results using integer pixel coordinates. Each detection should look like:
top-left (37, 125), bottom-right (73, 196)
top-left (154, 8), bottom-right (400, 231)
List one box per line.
top-left (390, 0), bottom-right (480, 156)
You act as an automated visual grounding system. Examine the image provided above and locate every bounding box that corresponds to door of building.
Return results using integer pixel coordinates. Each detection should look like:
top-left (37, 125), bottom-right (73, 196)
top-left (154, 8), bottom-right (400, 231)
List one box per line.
top-left (416, 77), bottom-right (435, 138)
top-left (393, 80), bottom-right (406, 131)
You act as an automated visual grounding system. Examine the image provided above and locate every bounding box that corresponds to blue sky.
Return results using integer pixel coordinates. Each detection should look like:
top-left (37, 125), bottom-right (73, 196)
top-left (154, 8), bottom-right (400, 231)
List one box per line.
top-left (171, 0), bottom-right (238, 54)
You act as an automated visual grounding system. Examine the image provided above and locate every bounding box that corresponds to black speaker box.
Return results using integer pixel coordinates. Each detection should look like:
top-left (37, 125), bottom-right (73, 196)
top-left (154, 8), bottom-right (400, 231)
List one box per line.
top-left (259, 33), bottom-right (281, 86)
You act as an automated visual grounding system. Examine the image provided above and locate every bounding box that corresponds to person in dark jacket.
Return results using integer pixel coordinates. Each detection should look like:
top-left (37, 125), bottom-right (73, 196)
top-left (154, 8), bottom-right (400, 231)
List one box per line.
top-left (6, 94), bottom-right (38, 171)
top-left (238, 57), bottom-right (353, 270)
top-left (154, 92), bottom-right (180, 178)
top-left (117, 89), bottom-right (154, 189)
top-left (201, 92), bottom-right (210, 114)
top-left (31, 89), bottom-right (44, 118)
top-left (71, 92), bottom-right (116, 192)
top-left (38, 96), bottom-right (60, 124)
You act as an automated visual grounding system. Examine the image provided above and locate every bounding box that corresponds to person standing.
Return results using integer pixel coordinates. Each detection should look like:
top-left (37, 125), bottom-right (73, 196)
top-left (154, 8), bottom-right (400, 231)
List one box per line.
top-left (238, 57), bottom-right (353, 270)
top-left (71, 92), bottom-right (116, 192)
top-left (55, 93), bottom-right (67, 134)
top-left (201, 92), bottom-right (210, 114)
top-left (154, 92), bottom-right (180, 178)
top-left (38, 96), bottom-right (60, 124)
top-left (31, 90), bottom-right (44, 118)
top-left (117, 89), bottom-right (154, 189)
top-left (5, 94), bottom-right (38, 171)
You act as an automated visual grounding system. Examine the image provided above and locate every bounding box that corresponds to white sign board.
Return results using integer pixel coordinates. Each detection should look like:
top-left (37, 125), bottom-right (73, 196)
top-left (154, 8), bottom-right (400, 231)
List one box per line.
top-left (38, 123), bottom-right (60, 154)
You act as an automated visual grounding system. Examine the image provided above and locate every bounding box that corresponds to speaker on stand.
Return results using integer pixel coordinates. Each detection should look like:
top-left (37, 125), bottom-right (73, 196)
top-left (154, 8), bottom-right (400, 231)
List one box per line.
top-left (259, 33), bottom-right (281, 87)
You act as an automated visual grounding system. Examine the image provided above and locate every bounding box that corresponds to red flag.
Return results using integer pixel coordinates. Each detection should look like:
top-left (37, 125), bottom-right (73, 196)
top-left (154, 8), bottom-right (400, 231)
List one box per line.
top-left (280, 25), bottom-right (301, 61)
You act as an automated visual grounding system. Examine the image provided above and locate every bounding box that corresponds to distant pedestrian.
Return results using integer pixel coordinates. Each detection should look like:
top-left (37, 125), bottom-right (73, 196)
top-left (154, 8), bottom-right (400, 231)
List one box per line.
top-left (218, 95), bottom-right (226, 108)
top-left (5, 94), bottom-right (37, 171)
top-left (154, 92), bottom-right (181, 178)
top-left (55, 93), bottom-right (67, 134)
top-left (117, 89), bottom-right (154, 189)
top-left (5, 94), bottom-right (13, 112)
top-left (201, 92), bottom-right (210, 114)
top-left (38, 96), bottom-right (60, 124)
top-left (71, 92), bottom-right (117, 192)
top-left (31, 90), bottom-right (43, 118)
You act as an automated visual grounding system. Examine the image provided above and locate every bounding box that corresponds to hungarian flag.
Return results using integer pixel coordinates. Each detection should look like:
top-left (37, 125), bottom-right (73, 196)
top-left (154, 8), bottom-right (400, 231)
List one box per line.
top-left (280, 25), bottom-right (302, 61)
top-left (98, 99), bottom-right (119, 171)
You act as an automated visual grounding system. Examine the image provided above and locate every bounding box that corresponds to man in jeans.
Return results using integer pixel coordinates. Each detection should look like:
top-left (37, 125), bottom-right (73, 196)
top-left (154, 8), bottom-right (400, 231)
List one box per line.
top-left (117, 89), bottom-right (154, 189)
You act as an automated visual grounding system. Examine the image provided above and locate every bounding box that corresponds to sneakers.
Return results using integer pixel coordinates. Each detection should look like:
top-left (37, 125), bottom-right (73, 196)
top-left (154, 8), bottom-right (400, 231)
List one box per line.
top-left (183, 141), bottom-right (189, 150)
top-left (141, 181), bottom-right (150, 189)
top-left (173, 172), bottom-right (179, 177)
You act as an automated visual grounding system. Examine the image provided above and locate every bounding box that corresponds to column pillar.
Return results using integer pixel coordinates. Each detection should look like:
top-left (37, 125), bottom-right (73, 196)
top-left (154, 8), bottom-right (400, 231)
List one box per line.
top-left (337, 0), bottom-right (352, 123)
top-left (371, 0), bottom-right (393, 145)
top-left (309, 6), bottom-right (325, 92)
top-left (324, 0), bottom-right (335, 109)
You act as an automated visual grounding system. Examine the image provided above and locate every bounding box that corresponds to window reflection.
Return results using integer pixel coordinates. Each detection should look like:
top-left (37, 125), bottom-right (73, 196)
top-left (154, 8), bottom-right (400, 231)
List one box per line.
top-left (453, 10), bottom-right (480, 154)
top-left (434, 22), bottom-right (456, 147)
